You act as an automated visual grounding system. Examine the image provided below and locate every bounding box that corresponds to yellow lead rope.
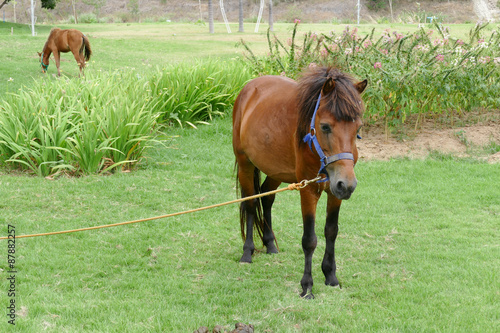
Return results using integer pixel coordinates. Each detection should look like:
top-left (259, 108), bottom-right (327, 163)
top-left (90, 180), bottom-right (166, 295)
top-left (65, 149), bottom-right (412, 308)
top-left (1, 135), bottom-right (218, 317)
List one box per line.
top-left (1, 177), bottom-right (321, 240)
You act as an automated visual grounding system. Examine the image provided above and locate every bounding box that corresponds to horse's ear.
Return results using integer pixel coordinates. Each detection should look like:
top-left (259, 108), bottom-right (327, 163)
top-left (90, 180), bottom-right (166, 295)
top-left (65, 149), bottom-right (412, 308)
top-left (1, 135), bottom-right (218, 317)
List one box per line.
top-left (355, 79), bottom-right (368, 94)
top-left (322, 77), bottom-right (335, 95)
top-left (37, 52), bottom-right (41, 57)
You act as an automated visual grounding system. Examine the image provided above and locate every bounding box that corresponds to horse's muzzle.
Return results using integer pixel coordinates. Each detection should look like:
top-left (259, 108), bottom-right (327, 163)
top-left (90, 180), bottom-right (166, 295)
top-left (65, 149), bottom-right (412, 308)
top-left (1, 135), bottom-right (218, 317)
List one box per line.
top-left (331, 178), bottom-right (357, 200)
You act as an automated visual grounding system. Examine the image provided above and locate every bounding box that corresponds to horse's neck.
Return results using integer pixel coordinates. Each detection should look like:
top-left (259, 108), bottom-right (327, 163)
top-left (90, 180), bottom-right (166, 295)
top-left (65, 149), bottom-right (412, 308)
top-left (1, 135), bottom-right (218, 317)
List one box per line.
top-left (42, 44), bottom-right (52, 62)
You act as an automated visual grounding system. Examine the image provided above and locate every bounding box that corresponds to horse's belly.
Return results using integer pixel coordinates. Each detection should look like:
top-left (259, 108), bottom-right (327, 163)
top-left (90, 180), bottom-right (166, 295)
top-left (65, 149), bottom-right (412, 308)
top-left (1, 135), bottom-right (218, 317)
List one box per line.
top-left (243, 140), bottom-right (297, 183)
top-left (240, 112), bottom-right (298, 183)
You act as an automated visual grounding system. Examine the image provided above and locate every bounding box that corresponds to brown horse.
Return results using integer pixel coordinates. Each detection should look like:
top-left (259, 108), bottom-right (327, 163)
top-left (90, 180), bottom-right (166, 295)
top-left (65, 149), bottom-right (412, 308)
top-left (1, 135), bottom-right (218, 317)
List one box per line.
top-left (233, 66), bottom-right (367, 299)
top-left (38, 28), bottom-right (92, 77)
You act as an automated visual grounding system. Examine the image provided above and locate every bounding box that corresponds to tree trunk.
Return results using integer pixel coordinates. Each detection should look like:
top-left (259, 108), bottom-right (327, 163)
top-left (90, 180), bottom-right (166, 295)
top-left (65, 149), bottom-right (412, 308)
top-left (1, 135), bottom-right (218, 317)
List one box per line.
top-left (208, 0), bottom-right (214, 34)
top-left (72, 0), bottom-right (78, 24)
top-left (389, 0), bottom-right (393, 22)
top-left (0, 0), bottom-right (10, 11)
top-left (268, 0), bottom-right (274, 32)
top-left (238, 0), bottom-right (244, 32)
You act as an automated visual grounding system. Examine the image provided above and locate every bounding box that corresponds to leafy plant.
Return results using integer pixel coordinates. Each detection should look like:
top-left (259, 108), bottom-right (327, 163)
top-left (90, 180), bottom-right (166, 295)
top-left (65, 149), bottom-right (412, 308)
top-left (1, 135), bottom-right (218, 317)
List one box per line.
top-left (240, 23), bottom-right (323, 79)
top-left (149, 59), bottom-right (252, 128)
top-left (0, 59), bottom-right (252, 176)
top-left (0, 70), bottom-right (161, 176)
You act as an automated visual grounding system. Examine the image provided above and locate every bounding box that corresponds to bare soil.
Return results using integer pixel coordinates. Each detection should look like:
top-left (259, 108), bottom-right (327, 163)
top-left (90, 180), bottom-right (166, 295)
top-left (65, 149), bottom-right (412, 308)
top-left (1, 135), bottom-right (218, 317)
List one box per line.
top-left (2, 0), bottom-right (490, 24)
top-left (357, 118), bottom-right (500, 163)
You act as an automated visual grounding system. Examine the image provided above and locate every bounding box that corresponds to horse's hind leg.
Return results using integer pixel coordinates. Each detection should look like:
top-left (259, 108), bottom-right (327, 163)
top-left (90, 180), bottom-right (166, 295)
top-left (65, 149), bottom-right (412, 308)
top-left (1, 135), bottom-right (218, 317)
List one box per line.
top-left (261, 176), bottom-right (281, 254)
top-left (71, 46), bottom-right (85, 76)
top-left (237, 161), bottom-right (258, 263)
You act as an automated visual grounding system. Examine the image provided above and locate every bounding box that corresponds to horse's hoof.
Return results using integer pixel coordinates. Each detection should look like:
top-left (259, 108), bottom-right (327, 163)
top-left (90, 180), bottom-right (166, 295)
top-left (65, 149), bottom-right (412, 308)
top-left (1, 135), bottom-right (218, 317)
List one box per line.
top-left (266, 244), bottom-right (279, 254)
top-left (300, 291), bottom-right (315, 300)
top-left (239, 253), bottom-right (252, 263)
top-left (325, 277), bottom-right (340, 287)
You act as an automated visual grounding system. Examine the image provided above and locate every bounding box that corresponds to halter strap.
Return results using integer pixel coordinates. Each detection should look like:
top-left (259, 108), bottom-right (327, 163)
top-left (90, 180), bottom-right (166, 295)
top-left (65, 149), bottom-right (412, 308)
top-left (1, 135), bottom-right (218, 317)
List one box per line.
top-left (302, 92), bottom-right (357, 182)
top-left (40, 52), bottom-right (49, 71)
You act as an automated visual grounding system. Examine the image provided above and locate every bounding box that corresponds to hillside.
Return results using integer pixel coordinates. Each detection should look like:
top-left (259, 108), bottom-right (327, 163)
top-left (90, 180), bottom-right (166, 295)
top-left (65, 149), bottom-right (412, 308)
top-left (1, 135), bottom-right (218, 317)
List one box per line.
top-left (2, 0), bottom-right (498, 25)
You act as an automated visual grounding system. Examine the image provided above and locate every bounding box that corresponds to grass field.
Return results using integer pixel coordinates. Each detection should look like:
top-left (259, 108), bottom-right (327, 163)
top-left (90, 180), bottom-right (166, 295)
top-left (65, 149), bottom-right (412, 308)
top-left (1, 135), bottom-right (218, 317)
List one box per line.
top-left (0, 21), bottom-right (488, 93)
top-left (0, 22), bottom-right (499, 332)
top-left (1, 117), bottom-right (499, 332)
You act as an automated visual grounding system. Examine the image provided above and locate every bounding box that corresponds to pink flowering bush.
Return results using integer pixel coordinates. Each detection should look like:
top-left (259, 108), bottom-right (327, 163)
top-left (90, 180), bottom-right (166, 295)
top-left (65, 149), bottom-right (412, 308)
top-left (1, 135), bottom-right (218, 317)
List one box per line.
top-left (240, 22), bottom-right (324, 79)
top-left (321, 22), bottom-right (500, 130)
top-left (240, 22), bottom-right (500, 132)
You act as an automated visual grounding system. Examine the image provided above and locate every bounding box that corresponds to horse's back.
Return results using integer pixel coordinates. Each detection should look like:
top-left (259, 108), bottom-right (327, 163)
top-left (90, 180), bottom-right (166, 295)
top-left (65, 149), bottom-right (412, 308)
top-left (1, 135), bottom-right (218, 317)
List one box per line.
top-left (233, 75), bottom-right (299, 183)
top-left (48, 28), bottom-right (83, 52)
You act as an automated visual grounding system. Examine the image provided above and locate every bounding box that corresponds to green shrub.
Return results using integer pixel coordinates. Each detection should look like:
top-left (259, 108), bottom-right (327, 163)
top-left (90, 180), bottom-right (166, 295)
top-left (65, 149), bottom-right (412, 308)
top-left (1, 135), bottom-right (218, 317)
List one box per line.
top-left (149, 59), bottom-right (252, 128)
top-left (0, 59), bottom-right (252, 176)
top-left (78, 13), bottom-right (98, 23)
top-left (0, 70), bottom-right (160, 176)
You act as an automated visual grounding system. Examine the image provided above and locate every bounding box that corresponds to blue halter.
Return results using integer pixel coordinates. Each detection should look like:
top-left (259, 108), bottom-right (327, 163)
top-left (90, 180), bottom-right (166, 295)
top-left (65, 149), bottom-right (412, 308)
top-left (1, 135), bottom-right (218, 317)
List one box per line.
top-left (302, 92), bottom-right (360, 182)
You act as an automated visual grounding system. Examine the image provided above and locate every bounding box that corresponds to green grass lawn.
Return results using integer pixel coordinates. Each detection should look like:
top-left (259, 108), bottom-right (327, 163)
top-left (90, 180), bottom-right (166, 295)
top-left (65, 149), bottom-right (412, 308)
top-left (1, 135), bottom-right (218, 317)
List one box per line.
top-left (1, 117), bottom-right (499, 332)
top-left (0, 21), bottom-right (499, 332)
top-left (1, 21), bottom-right (489, 93)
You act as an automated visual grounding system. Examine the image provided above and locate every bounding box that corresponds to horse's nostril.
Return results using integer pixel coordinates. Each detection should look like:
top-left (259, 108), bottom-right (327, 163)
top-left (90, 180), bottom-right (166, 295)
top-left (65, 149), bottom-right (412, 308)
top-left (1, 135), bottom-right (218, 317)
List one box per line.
top-left (336, 181), bottom-right (346, 192)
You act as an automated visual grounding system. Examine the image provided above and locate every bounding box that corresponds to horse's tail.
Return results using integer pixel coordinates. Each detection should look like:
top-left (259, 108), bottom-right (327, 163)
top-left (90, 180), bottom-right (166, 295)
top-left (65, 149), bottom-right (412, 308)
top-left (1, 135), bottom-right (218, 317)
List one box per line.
top-left (235, 163), bottom-right (265, 243)
top-left (82, 35), bottom-right (92, 62)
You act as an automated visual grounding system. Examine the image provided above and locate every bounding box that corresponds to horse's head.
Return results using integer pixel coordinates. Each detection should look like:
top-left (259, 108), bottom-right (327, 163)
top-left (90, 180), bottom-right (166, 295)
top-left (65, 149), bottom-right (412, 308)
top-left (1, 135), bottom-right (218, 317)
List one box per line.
top-left (300, 68), bottom-right (367, 200)
top-left (37, 52), bottom-right (49, 73)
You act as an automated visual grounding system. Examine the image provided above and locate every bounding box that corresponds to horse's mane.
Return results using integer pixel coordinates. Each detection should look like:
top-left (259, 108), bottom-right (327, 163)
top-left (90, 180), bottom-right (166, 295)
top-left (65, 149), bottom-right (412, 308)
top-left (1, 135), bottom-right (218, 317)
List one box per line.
top-left (47, 28), bottom-right (61, 40)
top-left (42, 28), bottom-right (61, 52)
top-left (296, 66), bottom-right (364, 145)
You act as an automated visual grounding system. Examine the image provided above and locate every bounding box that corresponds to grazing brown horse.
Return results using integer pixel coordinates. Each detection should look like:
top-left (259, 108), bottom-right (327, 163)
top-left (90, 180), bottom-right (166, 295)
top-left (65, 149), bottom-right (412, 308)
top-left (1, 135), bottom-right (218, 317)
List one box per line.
top-left (38, 28), bottom-right (92, 76)
top-left (233, 66), bottom-right (367, 299)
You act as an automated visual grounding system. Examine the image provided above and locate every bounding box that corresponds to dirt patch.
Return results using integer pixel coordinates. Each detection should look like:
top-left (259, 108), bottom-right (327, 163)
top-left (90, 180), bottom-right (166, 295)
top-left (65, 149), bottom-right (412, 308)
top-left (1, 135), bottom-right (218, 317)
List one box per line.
top-left (357, 120), bottom-right (500, 163)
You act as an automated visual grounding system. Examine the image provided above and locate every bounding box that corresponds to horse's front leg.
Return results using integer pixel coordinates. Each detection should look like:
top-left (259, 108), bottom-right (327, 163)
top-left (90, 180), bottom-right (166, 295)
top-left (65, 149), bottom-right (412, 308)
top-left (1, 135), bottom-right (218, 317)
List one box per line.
top-left (299, 187), bottom-right (320, 299)
top-left (322, 193), bottom-right (342, 287)
top-left (53, 51), bottom-right (62, 76)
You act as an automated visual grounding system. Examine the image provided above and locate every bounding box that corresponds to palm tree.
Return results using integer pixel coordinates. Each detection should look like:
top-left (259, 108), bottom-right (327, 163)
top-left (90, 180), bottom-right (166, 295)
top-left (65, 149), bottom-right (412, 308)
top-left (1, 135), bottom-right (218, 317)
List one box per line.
top-left (208, 0), bottom-right (214, 34)
top-left (238, 0), bottom-right (244, 32)
top-left (268, 0), bottom-right (274, 32)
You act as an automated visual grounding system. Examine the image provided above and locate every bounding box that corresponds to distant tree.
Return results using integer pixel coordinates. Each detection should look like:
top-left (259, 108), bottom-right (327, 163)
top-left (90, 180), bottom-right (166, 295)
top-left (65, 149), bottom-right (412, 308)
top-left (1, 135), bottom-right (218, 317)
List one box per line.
top-left (389, 0), bottom-right (393, 21)
top-left (366, 0), bottom-right (386, 11)
top-left (41, 0), bottom-right (58, 9)
top-left (127, 0), bottom-right (139, 19)
top-left (1, 0), bottom-right (59, 10)
top-left (269, 0), bottom-right (274, 31)
top-left (0, 0), bottom-right (11, 11)
top-left (71, 0), bottom-right (78, 24)
top-left (238, 0), bottom-right (244, 32)
top-left (82, 0), bottom-right (107, 21)
top-left (208, 0), bottom-right (214, 33)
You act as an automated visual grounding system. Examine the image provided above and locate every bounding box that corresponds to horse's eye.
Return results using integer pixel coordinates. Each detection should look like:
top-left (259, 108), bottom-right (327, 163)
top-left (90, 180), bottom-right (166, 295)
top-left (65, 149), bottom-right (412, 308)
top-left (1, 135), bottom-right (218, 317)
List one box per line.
top-left (356, 126), bottom-right (363, 139)
top-left (320, 124), bottom-right (331, 134)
